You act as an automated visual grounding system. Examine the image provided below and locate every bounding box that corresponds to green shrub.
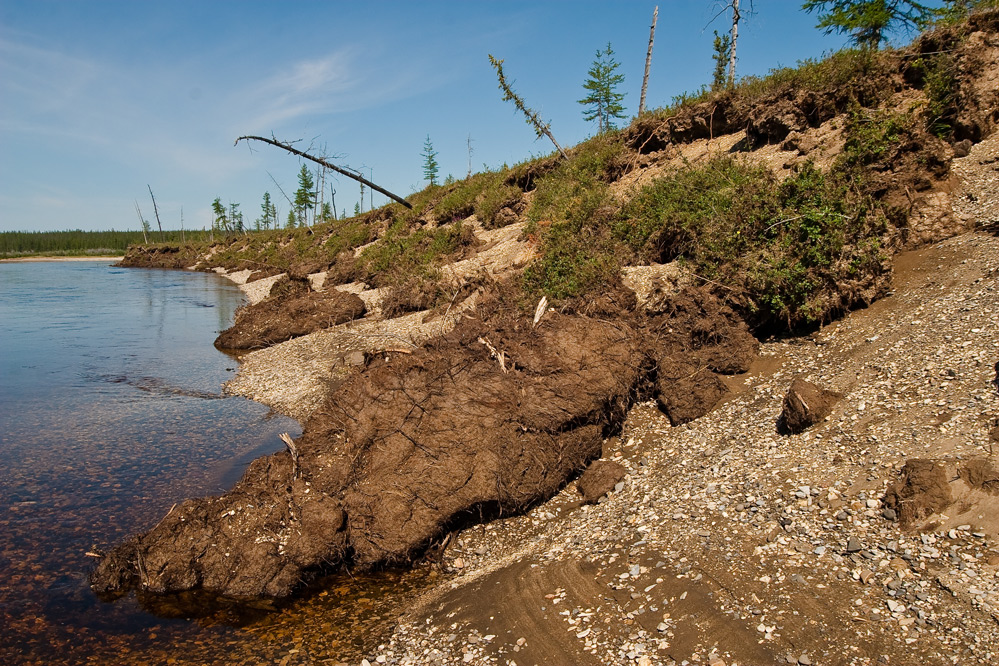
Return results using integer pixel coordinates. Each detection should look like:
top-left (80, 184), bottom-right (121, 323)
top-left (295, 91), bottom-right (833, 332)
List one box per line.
top-left (527, 137), bottom-right (626, 227)
top-left (522, 153), bottom-right (893, 327)
top-left (435, 170), bottom-right (507, 223)
top-left (615, 156), bottom-right (892, 327)
top-left (357, 220), bottom-right (474, 287)
top-left (909, 53), bottom-right (959, 137)
top-left (837, 109), bottom-right (913, 173)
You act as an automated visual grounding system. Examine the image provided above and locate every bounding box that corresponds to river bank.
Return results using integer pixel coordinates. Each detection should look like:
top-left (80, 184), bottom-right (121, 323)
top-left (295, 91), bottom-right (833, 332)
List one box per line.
top-left (91, 13), bottom-right (999, 663)
top-left (375, 229), bottom-right (999, 666)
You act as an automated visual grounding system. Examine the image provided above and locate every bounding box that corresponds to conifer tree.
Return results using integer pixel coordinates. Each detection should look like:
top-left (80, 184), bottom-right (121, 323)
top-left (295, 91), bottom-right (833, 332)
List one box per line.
top-left (578, 43), bottom-right (627, 134)
top-left (293, 164), bottom-right (315, 226)
top-left (258, 191), bottom-right (274, 230)
top-left (211, 197), bottom-right (229, 234)
top-left (802, 0), bottom-right (933, 48)
top-left (711, 31), bottom-right (733, 90)
top-left (422, 135), bottom-right (439, 186)
top-left (489, 55), bottom-right (568, 159)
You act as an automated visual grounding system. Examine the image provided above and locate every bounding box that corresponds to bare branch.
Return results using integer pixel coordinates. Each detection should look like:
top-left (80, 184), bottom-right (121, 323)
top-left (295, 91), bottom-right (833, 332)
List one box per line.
top-left (639, 6), bottom-right (658, 116)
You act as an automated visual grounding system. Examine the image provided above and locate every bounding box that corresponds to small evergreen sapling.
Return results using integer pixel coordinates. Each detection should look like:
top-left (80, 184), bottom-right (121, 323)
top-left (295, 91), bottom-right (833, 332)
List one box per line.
top-left (578, 42), bottom-right (627, 134)
top-left (712, 30), bottom-right (733, 90)
top-left (422, 135), bottom-right (439, 186)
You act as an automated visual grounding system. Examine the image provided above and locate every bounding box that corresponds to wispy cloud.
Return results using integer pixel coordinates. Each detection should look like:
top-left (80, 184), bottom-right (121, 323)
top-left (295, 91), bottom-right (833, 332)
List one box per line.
top-left (239, 49), bottom-right (362, 129)
top-left (237, 45), bottom-right (433, 132)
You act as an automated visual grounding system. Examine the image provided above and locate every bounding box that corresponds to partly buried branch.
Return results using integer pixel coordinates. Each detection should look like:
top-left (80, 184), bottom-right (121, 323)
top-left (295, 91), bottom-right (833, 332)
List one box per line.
top-left (235, 135), bottom-right (412, 209)
top-left (488, 55), bottom-right (568, 160)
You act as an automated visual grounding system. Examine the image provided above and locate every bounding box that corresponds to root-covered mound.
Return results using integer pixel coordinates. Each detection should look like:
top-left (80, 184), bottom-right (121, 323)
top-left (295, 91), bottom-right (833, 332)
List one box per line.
top-left (119, 244), bottom-right (204, 269)
top-left (644, 287), bottom-right (758, 425)
top-left (91, 286), bottom-right (757, 601)
top-left (215, 281), bottom-right (366, 351)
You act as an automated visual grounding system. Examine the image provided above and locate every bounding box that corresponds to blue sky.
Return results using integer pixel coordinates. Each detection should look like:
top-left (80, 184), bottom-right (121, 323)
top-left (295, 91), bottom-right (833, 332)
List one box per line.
top-left (0, 1), bottom-right (925, 233)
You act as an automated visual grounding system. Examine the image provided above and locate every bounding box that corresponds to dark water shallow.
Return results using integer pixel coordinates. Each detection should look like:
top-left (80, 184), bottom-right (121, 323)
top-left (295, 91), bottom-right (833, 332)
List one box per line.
top-left (0, 262), bottom-right (433, 665)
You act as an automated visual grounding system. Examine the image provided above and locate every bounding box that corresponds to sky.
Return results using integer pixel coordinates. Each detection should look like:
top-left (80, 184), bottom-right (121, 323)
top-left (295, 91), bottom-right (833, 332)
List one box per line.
top-left (0, 1), bottom-right (933, 233)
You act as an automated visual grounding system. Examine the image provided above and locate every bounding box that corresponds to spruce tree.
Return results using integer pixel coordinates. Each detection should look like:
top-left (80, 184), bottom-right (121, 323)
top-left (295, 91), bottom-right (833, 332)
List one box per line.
top-left (422, 135), bottom-right (439, 186)
top-left (293, 165), bottom-right (315, 226)
top-left (578, 42), bottom-right (627, 134)
top-left (802, 0), bottom-right (933, 49)
top-left (258, 191), bottom-right (274, 230)
top-left (211, 197), bottom-right (228, 234)
top-left (712, 31), bottom-right (733, 90)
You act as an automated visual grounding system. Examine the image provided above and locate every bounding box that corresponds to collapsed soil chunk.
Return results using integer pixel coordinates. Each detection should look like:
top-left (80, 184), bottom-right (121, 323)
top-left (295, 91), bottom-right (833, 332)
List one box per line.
top-left (884, 459), bottom-right (953, 527)
top-left (312, 307), bottom-right (644, 567)
top-left (92, 303), bottom-right (645, 599)
top-left (644, 286), bottom-right (758, 425)
top-left (576, 460), bottom-right (627, 504)
top-left (780, 377), bottom-right (841, 434)
top-left (215, 281), bottom-right (366, 351)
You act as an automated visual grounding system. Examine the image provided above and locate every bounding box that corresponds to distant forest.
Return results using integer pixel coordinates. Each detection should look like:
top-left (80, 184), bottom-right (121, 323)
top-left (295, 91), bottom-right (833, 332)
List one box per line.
top-left (0, 229), bottom-right (211, 257)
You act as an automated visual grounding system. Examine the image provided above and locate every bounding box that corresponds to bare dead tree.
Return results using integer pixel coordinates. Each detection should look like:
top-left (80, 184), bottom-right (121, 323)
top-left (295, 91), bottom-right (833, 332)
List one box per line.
top-left (314, 164), bottom-right (324, 226)
top-left (488, 55), bottom-right (568, 160)
top-left (236, 135), bottom-right (412, 209)
top-left (266, 170), bottom-right (293, 222)
top-left (707, 0), bottom-right (753, 88)
top-left (134, 200), bottom-right (148, 244)
top-left (467, 134), bottom-right (474, 178)
top-left (147, 185), bottom-right (163, 241)
top-left (728, 0), bottom-right (740, 86)
top-left (639, 5), bottom-right (659, 115)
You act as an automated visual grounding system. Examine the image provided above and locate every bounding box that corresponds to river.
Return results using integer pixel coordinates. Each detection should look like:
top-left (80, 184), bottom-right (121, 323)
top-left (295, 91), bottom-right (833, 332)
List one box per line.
top-left (0, 261), bottom-right (432, 665)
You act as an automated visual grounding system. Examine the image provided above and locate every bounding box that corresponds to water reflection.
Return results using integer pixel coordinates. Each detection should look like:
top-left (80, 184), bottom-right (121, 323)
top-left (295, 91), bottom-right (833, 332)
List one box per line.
top-left (0, 262), bottom-right (303, 664)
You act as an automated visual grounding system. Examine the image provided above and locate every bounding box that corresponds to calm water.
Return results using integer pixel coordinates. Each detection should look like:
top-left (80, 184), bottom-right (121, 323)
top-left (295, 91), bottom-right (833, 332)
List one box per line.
top-left (0, 261), bottom-right (436, 666)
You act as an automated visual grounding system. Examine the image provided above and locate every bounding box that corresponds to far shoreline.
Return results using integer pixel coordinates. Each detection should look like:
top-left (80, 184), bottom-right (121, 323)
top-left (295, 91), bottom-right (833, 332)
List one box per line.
top-left (0, 256), bottom-right (124, 263)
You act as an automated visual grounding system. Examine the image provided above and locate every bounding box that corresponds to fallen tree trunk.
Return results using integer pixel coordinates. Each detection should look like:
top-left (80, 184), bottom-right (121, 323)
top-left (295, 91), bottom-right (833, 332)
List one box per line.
top-left (235, 135), bottom-right (412, 210)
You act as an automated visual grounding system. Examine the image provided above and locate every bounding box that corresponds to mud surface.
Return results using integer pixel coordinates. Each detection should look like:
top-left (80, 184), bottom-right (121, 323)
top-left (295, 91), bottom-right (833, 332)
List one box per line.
top-left (215, 281), bottom-right (366, 351)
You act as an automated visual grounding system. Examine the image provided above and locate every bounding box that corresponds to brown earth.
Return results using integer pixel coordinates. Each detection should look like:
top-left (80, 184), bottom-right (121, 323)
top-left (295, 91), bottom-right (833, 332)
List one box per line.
top-left (780, 376), bottom-right (842, 433)
top-left (215, 280), bottom-right (366, 351)
top-left (119, 244), bottom-right (203, 269)
top-left (91, 284), bottom-right (761, 600)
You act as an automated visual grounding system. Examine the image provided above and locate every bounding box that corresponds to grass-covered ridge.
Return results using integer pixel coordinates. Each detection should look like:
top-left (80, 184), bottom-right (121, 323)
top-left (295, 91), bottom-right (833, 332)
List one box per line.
top-left (120, 9), bottom-right (999, 332)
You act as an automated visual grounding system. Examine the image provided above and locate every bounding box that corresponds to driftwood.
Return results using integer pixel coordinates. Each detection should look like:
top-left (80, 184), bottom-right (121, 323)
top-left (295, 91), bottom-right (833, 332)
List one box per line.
top-left (236, 135), bottom-right (412, 210)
